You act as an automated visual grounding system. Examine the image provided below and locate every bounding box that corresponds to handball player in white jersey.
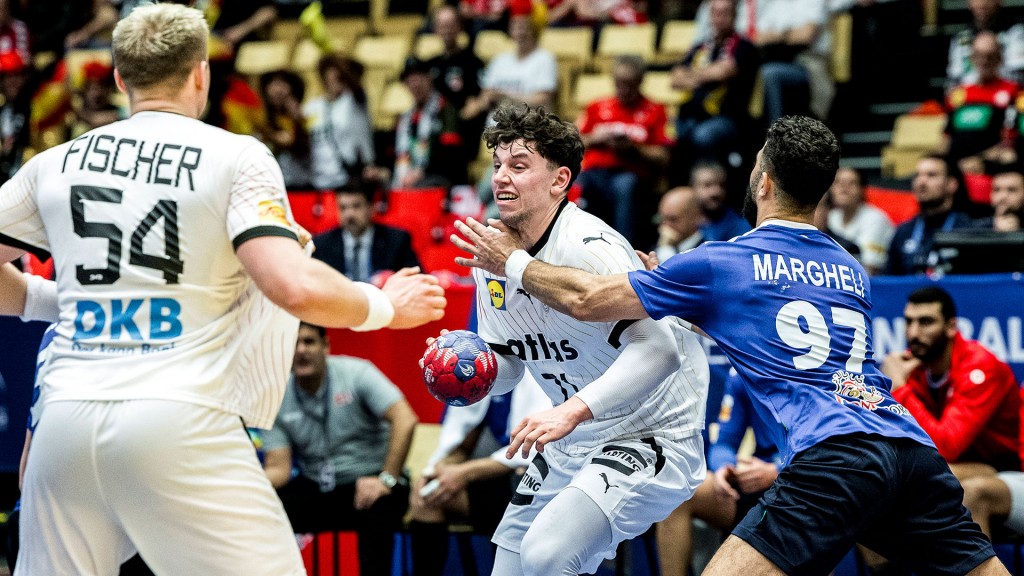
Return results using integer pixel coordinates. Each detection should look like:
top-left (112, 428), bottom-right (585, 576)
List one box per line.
top-left (449, 103), bottom-right (710, 576)
top-left (0, 5), bottom-right (445, 575)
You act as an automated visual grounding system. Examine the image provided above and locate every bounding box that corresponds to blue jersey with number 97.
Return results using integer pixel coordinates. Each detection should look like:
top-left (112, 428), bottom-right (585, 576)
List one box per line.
top-left (628, 221), bottom-right (934, 465)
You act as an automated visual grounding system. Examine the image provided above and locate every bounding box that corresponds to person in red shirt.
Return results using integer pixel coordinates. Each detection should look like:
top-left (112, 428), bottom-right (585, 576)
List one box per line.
top-left (883, 286), bottom-right (1020, 479)
top-left (575, 54), bottom-right (670, 245)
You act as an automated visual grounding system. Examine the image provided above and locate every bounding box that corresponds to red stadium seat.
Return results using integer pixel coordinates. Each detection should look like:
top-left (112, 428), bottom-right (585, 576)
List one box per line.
top-left (864, 186), bottom-right (918, 225)
top-left (287, 191), bottom-right (339, 235)
top-left (299, 531), bottom-right (360, 576)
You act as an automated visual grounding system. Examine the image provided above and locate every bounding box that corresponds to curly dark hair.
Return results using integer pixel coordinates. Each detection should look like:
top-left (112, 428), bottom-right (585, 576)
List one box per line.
top-left (762, 116), bottom-right (841, 211)
top-left (484, 103), bottom-right (584, 189)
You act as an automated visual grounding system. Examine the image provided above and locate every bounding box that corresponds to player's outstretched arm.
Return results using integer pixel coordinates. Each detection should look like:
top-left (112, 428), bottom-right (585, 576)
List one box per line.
top-left (452, 218), bottom-right (648, 322)
top-left (237, 236), bottom-right (446, 329)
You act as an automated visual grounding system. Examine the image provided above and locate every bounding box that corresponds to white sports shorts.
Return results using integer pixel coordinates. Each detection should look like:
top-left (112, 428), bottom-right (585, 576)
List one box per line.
top-left (16, 399), bottom-right (304, 576)
top-left (492, 433), bottom-right (705, 574)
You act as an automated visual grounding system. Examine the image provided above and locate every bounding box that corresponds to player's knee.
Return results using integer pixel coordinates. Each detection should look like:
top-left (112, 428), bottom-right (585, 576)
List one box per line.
top-left (519, 527), bottom-right (581, 576)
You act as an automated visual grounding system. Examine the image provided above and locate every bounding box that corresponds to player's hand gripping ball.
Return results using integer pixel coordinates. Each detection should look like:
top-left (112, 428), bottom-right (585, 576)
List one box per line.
top-left (422, 330), bottom-right (498, 406)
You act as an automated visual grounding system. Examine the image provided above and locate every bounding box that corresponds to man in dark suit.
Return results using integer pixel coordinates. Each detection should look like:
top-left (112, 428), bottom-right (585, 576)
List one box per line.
top-left (313, 186), bottom-right (422, 281)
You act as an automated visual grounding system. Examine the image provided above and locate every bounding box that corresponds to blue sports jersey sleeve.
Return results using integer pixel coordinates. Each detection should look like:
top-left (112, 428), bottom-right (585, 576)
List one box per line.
top-left (628, 245), bottom-right (716, 325)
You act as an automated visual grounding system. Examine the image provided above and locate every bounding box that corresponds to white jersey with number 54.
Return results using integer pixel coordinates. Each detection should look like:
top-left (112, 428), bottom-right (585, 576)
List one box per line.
top-left (0, 111), bottom-right (300, 427)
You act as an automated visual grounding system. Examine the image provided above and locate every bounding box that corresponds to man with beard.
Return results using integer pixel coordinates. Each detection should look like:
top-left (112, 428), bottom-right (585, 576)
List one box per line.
top-left (883, 286), bottom-right (1020, 479)
top-left (454, 115), bottom-right (1010, 575)
top-left (885, 154), bottom-right (974, 275)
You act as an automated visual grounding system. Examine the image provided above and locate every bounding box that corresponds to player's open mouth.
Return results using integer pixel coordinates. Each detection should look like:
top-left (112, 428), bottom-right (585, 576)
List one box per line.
top-left (496, 192), bottom-right (517, 201)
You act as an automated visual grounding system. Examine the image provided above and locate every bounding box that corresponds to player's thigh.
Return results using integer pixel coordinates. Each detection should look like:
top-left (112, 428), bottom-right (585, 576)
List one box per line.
top-left (98, 400), bottom-right (304, 576)
top-left (18, 401), bottom-right (137, 576)
top-left (571, 435), bottom-right (704, 546)
top-left (492, 448), bottom-right (577, 554)
top-left (863, 440), bottom-right (995, 576)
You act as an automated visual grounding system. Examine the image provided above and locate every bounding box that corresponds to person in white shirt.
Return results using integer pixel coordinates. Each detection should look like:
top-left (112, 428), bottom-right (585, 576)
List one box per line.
top-left (827, 166), bottom-right (895, 275)
top-left (0, 6), bottom-right (445, 575)
top-left (449, 103), bottom-right (709, 576)
top-left (304, 54), bottom-right (376, 191)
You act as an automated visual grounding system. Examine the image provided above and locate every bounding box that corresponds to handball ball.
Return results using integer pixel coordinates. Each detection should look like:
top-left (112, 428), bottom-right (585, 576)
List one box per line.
top-left (422, 330), bottom-right (498, 406)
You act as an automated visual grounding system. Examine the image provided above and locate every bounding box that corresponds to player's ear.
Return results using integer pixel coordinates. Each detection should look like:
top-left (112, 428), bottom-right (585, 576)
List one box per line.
top-left (552, 166), bottom-right (571, 194)
top-left (113, 69), bottom-right (129, 96)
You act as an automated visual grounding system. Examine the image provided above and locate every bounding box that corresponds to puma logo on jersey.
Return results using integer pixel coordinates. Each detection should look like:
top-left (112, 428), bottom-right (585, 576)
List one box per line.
top-left (582, 233), bottom-right (611, 245)
top-left (516, 288), bottom-right (532, 302)
top-left (599, 472), bottom-right (619, 493)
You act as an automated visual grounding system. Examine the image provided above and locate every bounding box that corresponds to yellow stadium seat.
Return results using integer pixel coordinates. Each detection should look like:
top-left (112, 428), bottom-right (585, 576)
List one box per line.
top-left (595, 23), bottom-right (656, 70)
top-left (378, 14), bottom-right (425, 36)
top-left (354, 35), bottom-right (412, 73)
top-left (830, 13), bottom-right (852, 83)
top-left (375, 80), bottom-right (414, 131)
top-left (658, 20), bottom-right (697, 63)
top-left (539, 27), bottom-right (593, 68)
top-left (474, 30), bottom-right (516, 63)
top-left (291, 38), bottom-right (324, 72)
top-left (573, 73), bottom-right (615, 110)
top-left (414, 32), bottom-right (469, 60)
top-left (234, 41), bottom-right (293, 77)
top-left (641, 71), bottom-right (682, 110)
top-left (325, 17), bottom-right (370, 42)
top-left (271, 19), bottom-right (305, 43)
top-left (890, 114), bottom-right (947, 149)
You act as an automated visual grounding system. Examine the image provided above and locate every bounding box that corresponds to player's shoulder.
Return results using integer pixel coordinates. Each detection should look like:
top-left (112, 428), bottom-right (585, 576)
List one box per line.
top-left (548, 203), bottom-right (638, 270)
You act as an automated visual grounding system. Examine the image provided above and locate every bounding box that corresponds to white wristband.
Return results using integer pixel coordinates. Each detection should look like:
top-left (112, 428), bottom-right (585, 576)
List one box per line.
top-left (505, 250), bottom-right (534, 284)
top-left (22, 273), bottom-right (59, 323)
top-left (351, 282), bottom-right (395, 332)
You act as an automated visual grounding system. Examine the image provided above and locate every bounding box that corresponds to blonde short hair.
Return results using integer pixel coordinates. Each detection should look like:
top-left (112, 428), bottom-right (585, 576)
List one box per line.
top-left (112, 3), bottom-right (208, 91)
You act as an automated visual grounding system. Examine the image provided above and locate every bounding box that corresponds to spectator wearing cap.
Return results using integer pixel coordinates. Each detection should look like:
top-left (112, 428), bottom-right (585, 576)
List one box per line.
top-left (390, 57), bottom-right (469, 190)
top-left (461, 0), bottom-right (556, 124)
top-left (0, 48), bottom-right (30, 183)
top-left (69, 60), bottom-right (119, 138)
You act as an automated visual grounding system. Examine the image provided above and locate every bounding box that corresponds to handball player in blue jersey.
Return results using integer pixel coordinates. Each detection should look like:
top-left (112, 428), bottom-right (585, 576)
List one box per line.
top-left (453, 116), bottom-right (1008, 575)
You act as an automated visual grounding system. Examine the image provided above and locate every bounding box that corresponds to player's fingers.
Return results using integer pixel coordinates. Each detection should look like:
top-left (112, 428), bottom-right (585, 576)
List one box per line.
top-left (450, 233), bottom-right (479, 255)
top-left (463, 217), bottom-right (491, 237)
top-left (454, 220), bottom-right (482, 244)
top-left (486, 218), bottom-right (510, 233)
top-left (454, 256), bottom-right (487, 269)
top-left (394, 266), bottom-right (421, 277)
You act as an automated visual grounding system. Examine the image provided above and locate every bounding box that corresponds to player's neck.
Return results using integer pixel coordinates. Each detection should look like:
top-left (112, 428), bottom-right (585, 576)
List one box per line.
top-left (295, 373), bottom-right (325, 395)
top-left (756, 209), bottom-right (814, 227)
top-left (516, 201), bottom-right (563, 251)
top-left (129, 95), bottom-right (200, 119)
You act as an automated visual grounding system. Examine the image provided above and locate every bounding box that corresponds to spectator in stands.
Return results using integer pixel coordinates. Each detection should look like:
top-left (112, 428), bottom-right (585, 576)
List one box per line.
top-left (691, 161), bottom-right (750, 241)
top-left (655, 186), bottom-right (706, 263)
top-left (208, 0), bottom-right (277, 55)
top-left (883, 286), bottom-right (1020, 478)
top-left (305, 55), bottom-right (376, 192)
top-left (461, 0), bottom-right (557, 124)
top-left (68, 60), bottom-right (119, 138)
top-left (64, 0), bottom-right (118, 50)
top-left (409, 378), bottom-right (550, 576)
top-left (575, 54), bottom-right (670, 244)
top-left (670, 0), bottom-right (757, 179)
top-left (947, 0), bottom-right (1024, 89)
top-left (263, 323), bottom-right (418, 576)
top-left (546, 0), bottom-right (648, 27)
top-left (0, 0), bottom-right (30, 65)
top-left (12, 0), bottom-right (95, 53)
top-left (942, 31), bottom-right (1021, 173)
top-left (257, 69), bottom-right (310, 190)
top-left (427, 6), bottom-right (484, 114)
top-left (974, 165), bottom-right (1024, 231)
top-left (827, 166), bottom-right (895, 275)
top-left (751, 0), bottom-right (833, 122)
top-left (657, 372), bottom-right (781, 576)
top-left (885, 154), bottom-right (974, 275)
top-left (459, 0), bottom-right (509, 41)
top-left (391, 57), bottom-right (469, 190)
top-left (313, 186), bottom-right (421, 282)
top-left (0, 50), bottom-right (30, 184)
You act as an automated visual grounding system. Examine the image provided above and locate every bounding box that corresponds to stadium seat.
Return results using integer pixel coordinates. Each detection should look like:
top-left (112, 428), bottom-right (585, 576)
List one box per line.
top-left (324, 17), bottom-right (370, 46)
top-left (595, 23), bottom-right (656, 70)
top-left (864, 186), bottom-right (918, 225)
top-left (881, 113), bottom-right (947, 178)
top-left (572, 73), bottom-right (616, 113)
top-left (354, 35), bottom-right (412, 74)
top-left (375, 80), bottom-right (414, 131)
top-left (657, 20), bottom-right (697, 64)
top-left (539, 27), bottom-right (593, 68)
top-left (271, 18), bottom-right (305, 43)
top-left (287, 191), bottom-right (340, 235)
top-left (290, 39), bottom-right (324, 73)
top-left (413, 32), bottom-right (470, 60)
top-left (830, 12), bottom-right (853, 83)
top-left (641, 71), bottom-right (683, 113)
top-left (474, 30), bottom-right (516, 63)
top-left (234, 41), bottom-right (293, 77)
top-left (378, 13), bottom-right (425, 36)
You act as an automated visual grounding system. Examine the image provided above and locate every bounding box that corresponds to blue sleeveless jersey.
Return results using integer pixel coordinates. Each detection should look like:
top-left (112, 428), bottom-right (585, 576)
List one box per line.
top-left (628, 221), bottom-right (934, 465)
